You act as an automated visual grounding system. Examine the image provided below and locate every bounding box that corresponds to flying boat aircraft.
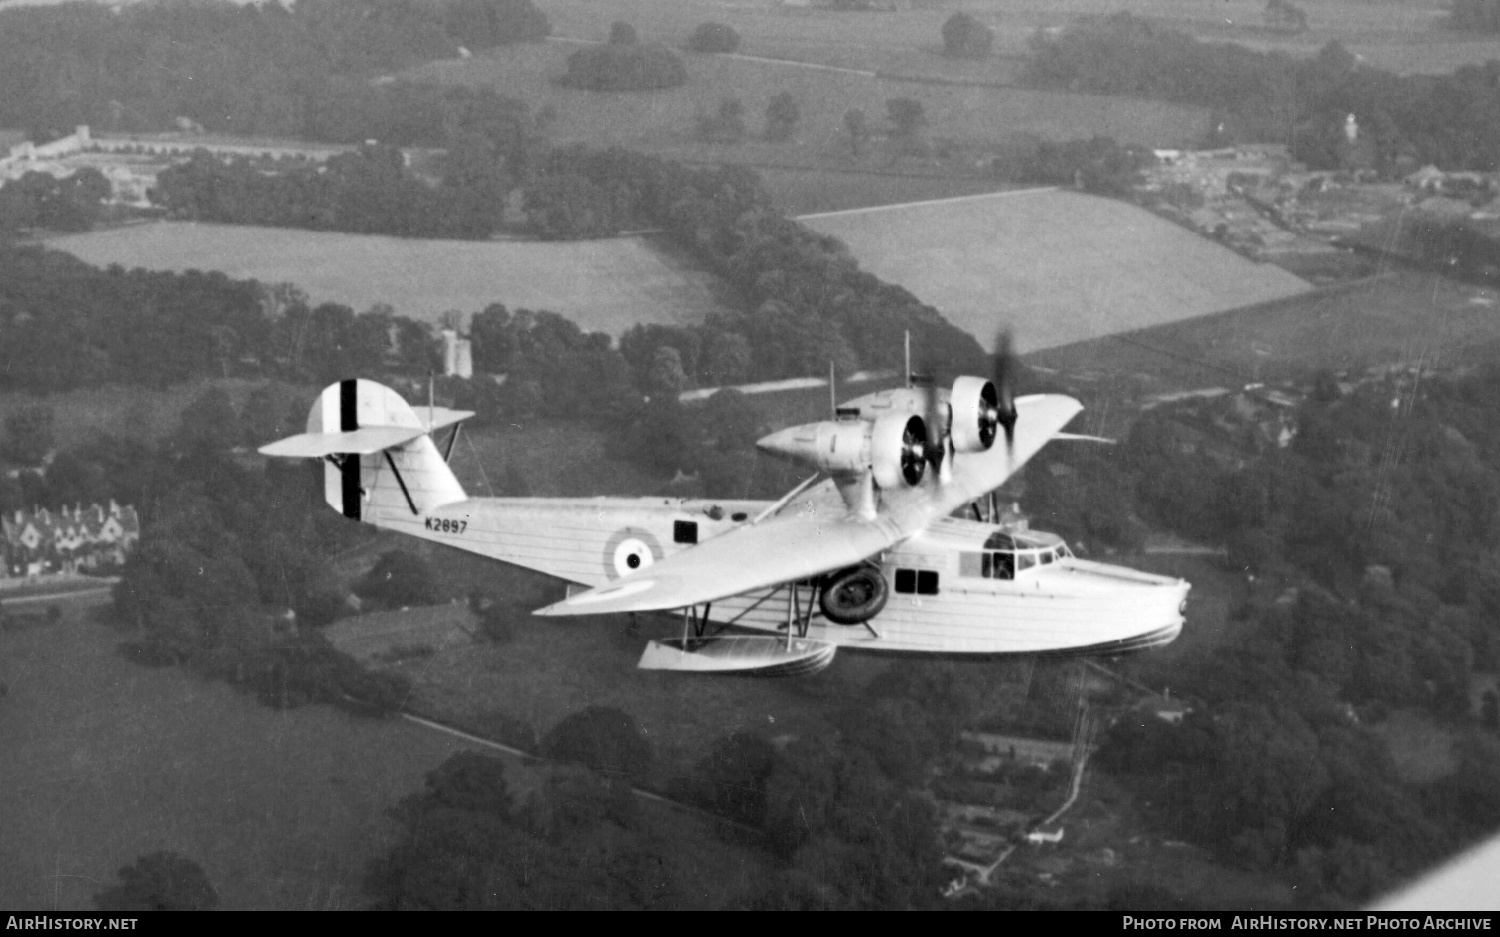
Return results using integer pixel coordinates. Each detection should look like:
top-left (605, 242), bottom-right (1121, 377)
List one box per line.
top-left (260, 344), bottom-right (1189, 676)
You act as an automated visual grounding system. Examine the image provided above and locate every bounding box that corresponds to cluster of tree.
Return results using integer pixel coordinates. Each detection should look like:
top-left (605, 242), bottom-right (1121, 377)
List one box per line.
top-left (941, 12), bottom-right (994, 59)
top-left (0, 168), bottom-right (110, 233)
top-left (0, 246), bottom-right (270, 392)
top-left (668, 728), bottom-right (946, 909)
top-left (0, 0), bottom-right (549, 141)
top-left (604, 389), bottom-right (776, 499)
top-left (1024, 13), bottom-right (1500, 173)
top-left (354, 550), bottom-right (438, 609)
top-left (93, 851), bottom-right (218, 912)
top-left (365, 745), bottom-right (689, 908)
top-left (0, 246), bottom-right (449, 392)
top-left (1093, 367), bottom-right (1500, 901)
top-left (103, 384), bottom-right (409, 715)
top-left (687, 21), bottom-right (740, 54)
top-left (153, 140), bottom-right (524, 239)
top-left (696, 97), bottom-right (748, 143)
top-left (558, 22), bottom-right (688, 92)
top-left (1396, 215), bottom-right (1500, 286)
top-left (1001, 135), bottom-right (1153, 197)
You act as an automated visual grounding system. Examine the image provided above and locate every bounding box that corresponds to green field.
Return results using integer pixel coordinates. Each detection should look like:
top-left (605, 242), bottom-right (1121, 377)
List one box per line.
top-left (1029, 271), bottom-right (1500, 395)
top-left (44, 223), bottom-right (740, 336)
top-left (802, 188), bottom-right (1311, 353)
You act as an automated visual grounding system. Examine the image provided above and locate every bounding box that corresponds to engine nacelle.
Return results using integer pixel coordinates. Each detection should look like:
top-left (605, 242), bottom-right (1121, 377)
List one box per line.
top-left (819, 565), bottom-right (889, 625)
top-left (949, 376), bottom-right (1000, 454)
top-left (756, 414), bottom-right (927, 488)
top-left (869, 413), bottom-right (927, 489)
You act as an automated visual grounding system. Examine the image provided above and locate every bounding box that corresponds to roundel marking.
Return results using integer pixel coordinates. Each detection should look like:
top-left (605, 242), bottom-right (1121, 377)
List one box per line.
top-left (603, 527), bottom-right (664, 580)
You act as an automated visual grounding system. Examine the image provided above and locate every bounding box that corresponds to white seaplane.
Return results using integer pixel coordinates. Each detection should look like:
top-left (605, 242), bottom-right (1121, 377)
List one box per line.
top-left (260, 354), bottom-right (1188, 676)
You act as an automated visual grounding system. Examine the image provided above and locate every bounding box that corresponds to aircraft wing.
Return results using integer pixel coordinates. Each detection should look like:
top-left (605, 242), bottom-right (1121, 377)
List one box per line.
top-left (534, 393), bottom-right (1082, 618)
top-left (922, 393), bottom-right (1084, 516)
top-left (533, 506), bottom-right (907, 617)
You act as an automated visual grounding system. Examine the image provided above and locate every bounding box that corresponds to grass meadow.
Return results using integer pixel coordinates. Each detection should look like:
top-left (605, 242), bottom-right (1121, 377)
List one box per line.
top-left (43, 224), bottom-right (740, 336)
top-left (802, 188), bottom-right (1311, 354)
top-left (410, 35), bottom-right (1210, 166)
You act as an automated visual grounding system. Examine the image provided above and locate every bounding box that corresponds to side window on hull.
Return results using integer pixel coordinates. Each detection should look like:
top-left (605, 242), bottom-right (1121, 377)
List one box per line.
top-left (894, 568), bottom-right (940, 594)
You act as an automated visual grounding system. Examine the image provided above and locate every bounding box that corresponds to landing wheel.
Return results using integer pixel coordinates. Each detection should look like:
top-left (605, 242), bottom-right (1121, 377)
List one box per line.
top-left (819, 566), bottom-right (888, 625)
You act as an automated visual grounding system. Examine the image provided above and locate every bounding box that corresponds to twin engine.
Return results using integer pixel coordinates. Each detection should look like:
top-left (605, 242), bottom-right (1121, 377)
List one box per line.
top-left (756, 377), bottom-right (1001, 490)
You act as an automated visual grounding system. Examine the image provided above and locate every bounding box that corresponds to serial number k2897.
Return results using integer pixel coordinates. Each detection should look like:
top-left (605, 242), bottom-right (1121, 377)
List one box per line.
top-left (425, 517), bottom-right (468, 534)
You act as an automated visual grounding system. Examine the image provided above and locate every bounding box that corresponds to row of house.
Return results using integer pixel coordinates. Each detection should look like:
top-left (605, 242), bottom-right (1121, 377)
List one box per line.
top-left (0, 501), bottom-right (139, 578)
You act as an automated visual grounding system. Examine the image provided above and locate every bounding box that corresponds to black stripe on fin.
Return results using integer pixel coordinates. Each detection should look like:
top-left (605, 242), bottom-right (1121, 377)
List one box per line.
top-left (339, 379), bottom-right (361, 519)
top-left (339, 379), bottom-right (359, 432)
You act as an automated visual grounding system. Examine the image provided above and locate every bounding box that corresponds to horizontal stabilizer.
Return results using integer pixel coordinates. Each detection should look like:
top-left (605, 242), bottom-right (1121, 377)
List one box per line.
top-left (258, 426), bottom-right (426, 458)
top-left (418, 407), bottom-right (475, 433)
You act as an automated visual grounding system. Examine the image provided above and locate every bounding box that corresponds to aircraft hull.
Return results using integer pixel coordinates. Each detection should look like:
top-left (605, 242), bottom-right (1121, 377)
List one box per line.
top-left (367, 496), bottom-right (1186, 659)
top-left (711, 560), bottom-right (1187, 656)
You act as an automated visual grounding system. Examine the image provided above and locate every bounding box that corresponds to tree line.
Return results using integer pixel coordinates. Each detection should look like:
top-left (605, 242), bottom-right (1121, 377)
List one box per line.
top-left (1025, 13), bottom-right (1500, 173)
top-left (1078, 366), bottom-right (1500, 904)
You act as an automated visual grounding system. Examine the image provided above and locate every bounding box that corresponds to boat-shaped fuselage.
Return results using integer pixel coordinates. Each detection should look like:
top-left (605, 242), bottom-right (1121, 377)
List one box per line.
top-left (380, 496), bottom-right (1187, 658)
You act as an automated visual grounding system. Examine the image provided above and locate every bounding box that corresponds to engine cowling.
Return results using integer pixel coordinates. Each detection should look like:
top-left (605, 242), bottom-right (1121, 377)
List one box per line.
top-left (757, 414), bottom-right (927, 489)
top-left (869, 413), bottom-right (927, 489)
top-left (948, 376), bottom-right (1000, 454)
top-left (819, 565), bottom-right (889, 625)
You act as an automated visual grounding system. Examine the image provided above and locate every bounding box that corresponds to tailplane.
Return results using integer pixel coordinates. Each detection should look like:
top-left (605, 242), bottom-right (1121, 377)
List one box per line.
top-left (259, 379), bottom-right (470, 521)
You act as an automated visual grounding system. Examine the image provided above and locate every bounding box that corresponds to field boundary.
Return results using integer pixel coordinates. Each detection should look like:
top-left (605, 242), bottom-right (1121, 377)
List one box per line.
top-left (798, 185), bottom-right (1056, 220)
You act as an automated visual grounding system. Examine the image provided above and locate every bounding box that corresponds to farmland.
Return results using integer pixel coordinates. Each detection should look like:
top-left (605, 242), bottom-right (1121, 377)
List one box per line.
top-left (1029, 271), bottom-right (1500, 395)
top-left (408, 34), bottom-right (1211, 169)
top-left (803, 188), bottom-right (1311, 353)
top-left (43, 223), bottom-right (741, 335)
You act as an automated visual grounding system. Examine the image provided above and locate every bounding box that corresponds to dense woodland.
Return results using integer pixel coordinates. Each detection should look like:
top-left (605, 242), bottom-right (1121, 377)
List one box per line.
top-left (1026, 14), bottom-right (1500, 173)
top-left (1042, 368), bottom-right (1500, 905)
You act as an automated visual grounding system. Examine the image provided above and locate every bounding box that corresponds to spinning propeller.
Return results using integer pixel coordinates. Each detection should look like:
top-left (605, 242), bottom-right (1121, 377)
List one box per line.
top-left (991, 327), bottom-right (1020, 460)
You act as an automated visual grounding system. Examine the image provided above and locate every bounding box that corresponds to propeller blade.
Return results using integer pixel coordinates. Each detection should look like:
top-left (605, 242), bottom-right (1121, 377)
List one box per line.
top-left (920, 352), bottom-right (948, 475)
top-left (993, 327), bottom-right (1019, 458)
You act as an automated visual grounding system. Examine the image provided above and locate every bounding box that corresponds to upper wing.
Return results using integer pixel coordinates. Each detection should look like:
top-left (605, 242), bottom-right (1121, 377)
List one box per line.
top-left (535, 393), bottom-right (1083, 617)
top-left (534, 504), bottom-right (906, 617)
top-left (906, 393), bottom-right (1084, 519)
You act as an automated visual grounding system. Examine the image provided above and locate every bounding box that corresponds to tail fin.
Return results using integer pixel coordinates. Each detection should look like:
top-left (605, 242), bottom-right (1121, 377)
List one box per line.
top-left (259, 379), bottom-right (470, 522)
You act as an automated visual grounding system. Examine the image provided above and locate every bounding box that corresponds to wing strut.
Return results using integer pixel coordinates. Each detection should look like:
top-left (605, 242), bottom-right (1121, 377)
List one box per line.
top-left (750, 474), bottom-right (820, 526)
top-left (383, 451), bottom-right (420, 516)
